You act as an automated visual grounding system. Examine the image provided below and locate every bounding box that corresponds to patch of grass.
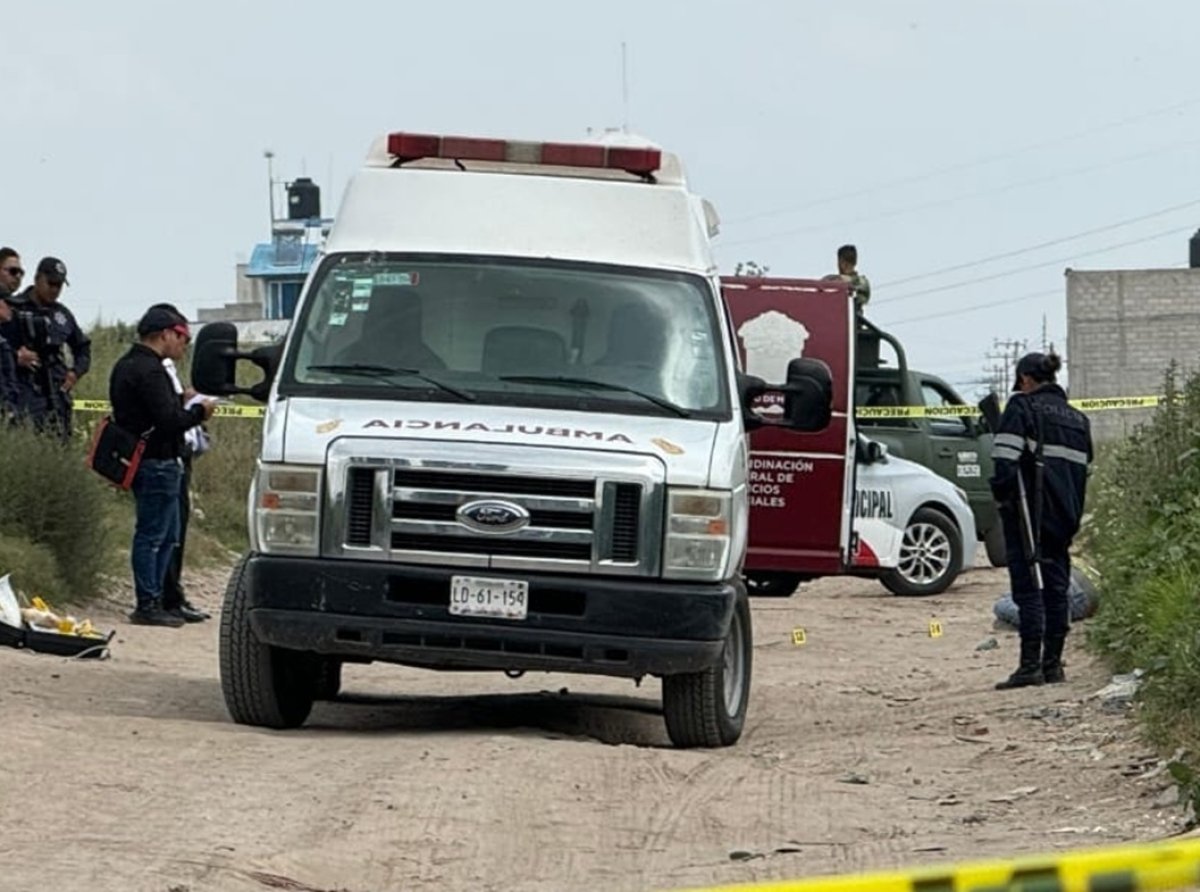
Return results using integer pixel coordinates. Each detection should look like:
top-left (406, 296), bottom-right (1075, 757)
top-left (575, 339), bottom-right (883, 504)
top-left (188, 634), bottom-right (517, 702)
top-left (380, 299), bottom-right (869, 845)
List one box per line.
top-left (1085, 362), bottom-right (1200, 821)
top-left (190, 416), bottom-right (260, 552)
top-left (0, 421), bottom-right (121, 600)
top-left (0, 533), bottom-right (67, 602)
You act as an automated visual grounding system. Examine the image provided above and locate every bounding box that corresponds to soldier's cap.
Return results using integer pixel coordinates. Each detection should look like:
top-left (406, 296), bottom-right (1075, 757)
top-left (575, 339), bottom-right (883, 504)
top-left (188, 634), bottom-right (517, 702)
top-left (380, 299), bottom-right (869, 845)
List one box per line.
top-left (137, 303), bottom-right (190, 339)
top-left (36, 257), bottom-right (68, 285)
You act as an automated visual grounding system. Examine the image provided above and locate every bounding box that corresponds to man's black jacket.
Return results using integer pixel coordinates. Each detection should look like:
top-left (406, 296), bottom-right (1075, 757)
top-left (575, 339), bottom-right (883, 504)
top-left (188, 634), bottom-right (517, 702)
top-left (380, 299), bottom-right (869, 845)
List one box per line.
top-left (989, 383), bottom-right (1093, 545)
top-left (109, 344), bottom-right (205, 461)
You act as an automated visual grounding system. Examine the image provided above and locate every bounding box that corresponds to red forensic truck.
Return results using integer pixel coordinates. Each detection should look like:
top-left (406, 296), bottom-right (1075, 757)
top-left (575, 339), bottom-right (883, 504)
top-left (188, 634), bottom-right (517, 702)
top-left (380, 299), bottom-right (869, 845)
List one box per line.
top-left (722, 277), bottom-right (978, 598)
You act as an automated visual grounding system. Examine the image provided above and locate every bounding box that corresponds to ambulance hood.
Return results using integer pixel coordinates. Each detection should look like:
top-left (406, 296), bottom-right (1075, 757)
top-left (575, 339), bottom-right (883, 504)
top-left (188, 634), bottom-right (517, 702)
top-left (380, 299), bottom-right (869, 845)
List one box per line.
top-left (270, 398), bottom-right (723, 487)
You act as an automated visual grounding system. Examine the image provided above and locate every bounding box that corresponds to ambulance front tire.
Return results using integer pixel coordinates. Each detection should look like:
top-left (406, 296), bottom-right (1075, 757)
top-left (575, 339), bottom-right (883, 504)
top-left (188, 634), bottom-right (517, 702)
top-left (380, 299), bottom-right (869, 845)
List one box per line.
top-left (984, 524), bottom-right (1008, 568)
top-left (220, 555), bottom-right (318, 729)
top-left (662, 587), bottom-right (752, 749)
top-left (744, 572), bottom-right (804, 598)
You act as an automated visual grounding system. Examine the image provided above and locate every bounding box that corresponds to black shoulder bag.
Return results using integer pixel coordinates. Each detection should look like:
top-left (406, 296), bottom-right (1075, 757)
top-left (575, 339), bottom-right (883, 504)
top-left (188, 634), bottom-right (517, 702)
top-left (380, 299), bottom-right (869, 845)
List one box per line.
top-left (86, 417), bottom-right (152, 490)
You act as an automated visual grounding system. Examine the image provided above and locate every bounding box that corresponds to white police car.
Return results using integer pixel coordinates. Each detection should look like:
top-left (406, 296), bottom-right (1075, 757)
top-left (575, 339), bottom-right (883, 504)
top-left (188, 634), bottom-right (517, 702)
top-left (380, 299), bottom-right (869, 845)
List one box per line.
top-left (849, 434), bottom-right (978, 596)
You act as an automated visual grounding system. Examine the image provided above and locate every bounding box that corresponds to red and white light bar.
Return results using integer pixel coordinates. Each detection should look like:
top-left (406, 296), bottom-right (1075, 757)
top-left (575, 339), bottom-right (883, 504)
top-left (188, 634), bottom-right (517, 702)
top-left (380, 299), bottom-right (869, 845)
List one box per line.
top-left (386, 132), bottom-right (663, 176)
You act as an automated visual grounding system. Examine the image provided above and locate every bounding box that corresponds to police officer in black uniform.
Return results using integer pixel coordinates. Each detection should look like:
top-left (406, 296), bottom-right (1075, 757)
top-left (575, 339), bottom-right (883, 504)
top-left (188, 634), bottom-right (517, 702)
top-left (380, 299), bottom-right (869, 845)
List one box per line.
top-left (0, 291), bottom-right (19, 418)
top-left (989, 352), bottom-right (1093, 689)
top-left (8, 257), bottom-right (91, 439)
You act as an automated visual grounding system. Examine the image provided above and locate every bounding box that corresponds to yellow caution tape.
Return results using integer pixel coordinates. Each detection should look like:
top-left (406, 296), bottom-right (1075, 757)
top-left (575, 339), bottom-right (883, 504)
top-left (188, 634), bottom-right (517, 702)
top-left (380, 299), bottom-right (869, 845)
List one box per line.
top-left (1072, 395), bottom-right (1163, 412)
top-left (674, 836), bottom-right (1200, 892)
top-left (73, 399), bottom-right (113, 412)
top-left (213, 404), bottom-right (266, 418)
top-left (857, 405), bottom-right (982, 419)
top-left (858, 396), bottom-right (1165, 420)
top-left (72, 400), bottom-right (265, 418)
top-left (69, 396), bottom-right (1166, 422)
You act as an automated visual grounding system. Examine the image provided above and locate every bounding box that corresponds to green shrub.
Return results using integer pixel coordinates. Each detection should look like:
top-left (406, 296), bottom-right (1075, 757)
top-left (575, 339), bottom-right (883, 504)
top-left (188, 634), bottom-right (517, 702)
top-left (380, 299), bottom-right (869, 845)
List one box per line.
top-left (1085, 362), bottom-right (1200, 819)
top-left (0, 533), bottom-right (67, 602)
top-left (190, 416), bottom-right (260, 552)
top-left (0, 421), bottom-right (119, 599)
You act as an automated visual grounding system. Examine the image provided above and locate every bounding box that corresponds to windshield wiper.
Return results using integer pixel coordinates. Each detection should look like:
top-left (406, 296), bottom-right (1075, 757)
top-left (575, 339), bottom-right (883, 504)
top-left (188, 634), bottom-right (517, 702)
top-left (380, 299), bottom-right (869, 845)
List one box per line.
top-left (307, 364), bottom-right (475, 402)
top-left (498, 375), bottom-right (692, 418)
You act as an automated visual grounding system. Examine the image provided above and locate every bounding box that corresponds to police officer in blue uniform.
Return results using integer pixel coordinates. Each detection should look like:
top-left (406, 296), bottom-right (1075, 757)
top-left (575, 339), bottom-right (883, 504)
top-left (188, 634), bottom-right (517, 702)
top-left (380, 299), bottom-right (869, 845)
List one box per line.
top-left (8, 257), bottom-right (91, 439)
top-left (0, 248), bottom-right (26, 417)
top-left (989, 352), bottom-right (1093, 689)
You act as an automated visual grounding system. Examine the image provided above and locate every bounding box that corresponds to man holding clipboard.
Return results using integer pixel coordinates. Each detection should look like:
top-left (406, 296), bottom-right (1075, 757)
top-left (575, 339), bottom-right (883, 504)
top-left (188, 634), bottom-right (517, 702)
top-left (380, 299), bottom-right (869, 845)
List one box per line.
top-left (109, 305), bottom-right (217, 627)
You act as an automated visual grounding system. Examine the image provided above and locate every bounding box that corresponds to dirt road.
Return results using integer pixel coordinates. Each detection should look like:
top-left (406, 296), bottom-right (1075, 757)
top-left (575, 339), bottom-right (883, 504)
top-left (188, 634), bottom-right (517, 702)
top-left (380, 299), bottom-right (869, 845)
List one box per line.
top-left (0, 561), bottom-right (1189, 892)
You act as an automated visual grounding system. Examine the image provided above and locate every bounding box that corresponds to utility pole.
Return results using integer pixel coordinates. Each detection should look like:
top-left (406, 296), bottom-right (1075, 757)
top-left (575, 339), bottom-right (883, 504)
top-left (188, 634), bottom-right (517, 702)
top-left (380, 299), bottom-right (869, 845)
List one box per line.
top-left (984, 337), bottom-right (1027, 394)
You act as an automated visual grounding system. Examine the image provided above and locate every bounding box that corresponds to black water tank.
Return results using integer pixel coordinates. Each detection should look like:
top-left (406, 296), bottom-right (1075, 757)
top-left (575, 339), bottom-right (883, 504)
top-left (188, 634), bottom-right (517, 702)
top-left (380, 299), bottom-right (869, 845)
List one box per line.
top-left (287, 177), bottom-right (321, 220)
top-left (1191, 228), bottom-right (1200, 269)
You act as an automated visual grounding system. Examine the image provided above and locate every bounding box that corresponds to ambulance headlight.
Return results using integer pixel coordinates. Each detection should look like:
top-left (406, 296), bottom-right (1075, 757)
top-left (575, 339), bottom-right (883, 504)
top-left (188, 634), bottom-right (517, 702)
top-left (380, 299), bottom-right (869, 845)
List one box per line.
top-left (663, 489), bottom-right (733, 581)
top-left (253, 463), bottom-right (322, 555)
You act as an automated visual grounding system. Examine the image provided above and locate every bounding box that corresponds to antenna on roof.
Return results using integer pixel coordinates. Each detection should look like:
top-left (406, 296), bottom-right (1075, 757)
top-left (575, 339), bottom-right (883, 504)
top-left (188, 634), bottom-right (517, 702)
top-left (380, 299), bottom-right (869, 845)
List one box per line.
top-left (263, 149), bottom-right (276, 232)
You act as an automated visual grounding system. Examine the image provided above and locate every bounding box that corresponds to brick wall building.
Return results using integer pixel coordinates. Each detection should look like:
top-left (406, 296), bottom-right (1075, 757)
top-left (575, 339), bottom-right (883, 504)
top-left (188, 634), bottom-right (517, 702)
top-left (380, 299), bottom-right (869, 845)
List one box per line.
top-left (1066, 267), bottom-right (1200, 441)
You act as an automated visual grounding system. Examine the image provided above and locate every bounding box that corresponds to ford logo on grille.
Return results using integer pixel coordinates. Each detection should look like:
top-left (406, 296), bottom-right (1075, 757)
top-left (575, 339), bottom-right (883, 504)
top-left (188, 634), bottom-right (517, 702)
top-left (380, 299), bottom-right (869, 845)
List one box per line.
top-left (457, 499), bottom-right (530, 535)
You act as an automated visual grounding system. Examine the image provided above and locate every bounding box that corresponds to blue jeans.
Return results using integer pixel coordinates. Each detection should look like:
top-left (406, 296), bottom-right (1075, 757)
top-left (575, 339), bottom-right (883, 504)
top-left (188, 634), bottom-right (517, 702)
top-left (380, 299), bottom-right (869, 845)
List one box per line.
top-left (131, 459), bottom-right (183, 609)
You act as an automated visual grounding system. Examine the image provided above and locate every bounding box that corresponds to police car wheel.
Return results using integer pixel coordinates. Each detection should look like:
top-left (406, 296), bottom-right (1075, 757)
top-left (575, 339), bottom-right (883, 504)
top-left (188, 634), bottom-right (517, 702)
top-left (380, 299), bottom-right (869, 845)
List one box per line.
top-left (881, 508), bottom-right (963, 597)
top-left (219, 555), bottom-right (318, 728)
top-left (744, 572), bottom-right (803, 598)
top-left (662, 588), bottom-right (752, 748)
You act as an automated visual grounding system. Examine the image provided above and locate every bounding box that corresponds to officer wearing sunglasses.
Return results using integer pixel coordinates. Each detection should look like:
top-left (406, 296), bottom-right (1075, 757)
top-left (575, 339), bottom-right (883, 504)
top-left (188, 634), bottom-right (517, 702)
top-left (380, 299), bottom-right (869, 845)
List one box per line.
top-left (0, 247), bottom-right (23, 298)
top-left (0, 248), bottom-right (27, 417)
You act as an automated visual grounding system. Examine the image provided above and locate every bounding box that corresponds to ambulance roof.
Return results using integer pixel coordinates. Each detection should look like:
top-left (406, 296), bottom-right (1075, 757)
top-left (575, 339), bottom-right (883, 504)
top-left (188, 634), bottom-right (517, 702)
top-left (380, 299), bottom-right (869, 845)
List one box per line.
top-left (323, 131), bottom-right (719, 275)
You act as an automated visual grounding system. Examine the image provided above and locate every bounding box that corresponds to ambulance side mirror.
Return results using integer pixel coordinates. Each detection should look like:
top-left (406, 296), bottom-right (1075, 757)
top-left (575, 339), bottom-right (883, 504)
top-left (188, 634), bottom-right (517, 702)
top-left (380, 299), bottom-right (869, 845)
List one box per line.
top-left (737, 358), bottom-right (834, 433)
top-left (737, 373), bottom-right (769, 431)
top-left (192, 321), bottom-right (282, 403)
top-left (783, 358), bottom-right (833, 432)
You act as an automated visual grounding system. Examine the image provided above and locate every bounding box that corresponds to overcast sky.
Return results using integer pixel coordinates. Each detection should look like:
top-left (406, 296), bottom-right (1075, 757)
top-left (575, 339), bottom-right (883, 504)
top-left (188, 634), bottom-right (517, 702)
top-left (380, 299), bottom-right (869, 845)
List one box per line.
top-left (4, 0), bottom-right (1199, 392)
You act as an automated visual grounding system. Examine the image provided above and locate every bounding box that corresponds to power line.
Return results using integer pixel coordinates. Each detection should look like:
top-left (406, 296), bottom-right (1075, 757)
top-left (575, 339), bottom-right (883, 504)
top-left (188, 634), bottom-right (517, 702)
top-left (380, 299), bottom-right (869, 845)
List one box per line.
top-left (874, 288), bottom-right (1060, 328)
top-left (877, 225), bottom-right (1191, 307)
top-left (719, 137), bottom-right (1200, 249)
top-left (876, 195), bottom-right (1200, 289)
top-left (723, 95), bottom-right (1200, 226)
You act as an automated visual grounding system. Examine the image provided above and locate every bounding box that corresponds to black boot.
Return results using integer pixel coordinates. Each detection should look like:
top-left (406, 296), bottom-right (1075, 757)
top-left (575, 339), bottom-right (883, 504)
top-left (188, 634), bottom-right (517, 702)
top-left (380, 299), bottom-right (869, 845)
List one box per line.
top-left (1042, 636), bottom-right (1066, 684)
top-left (995, 637), bottom-right (1045, 689)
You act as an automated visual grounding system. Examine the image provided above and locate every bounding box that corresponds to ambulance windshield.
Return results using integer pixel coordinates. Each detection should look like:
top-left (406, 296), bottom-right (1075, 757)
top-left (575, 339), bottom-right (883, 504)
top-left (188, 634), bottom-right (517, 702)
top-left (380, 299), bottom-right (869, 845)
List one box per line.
top-left (282, 254), bottom-right (730, 419)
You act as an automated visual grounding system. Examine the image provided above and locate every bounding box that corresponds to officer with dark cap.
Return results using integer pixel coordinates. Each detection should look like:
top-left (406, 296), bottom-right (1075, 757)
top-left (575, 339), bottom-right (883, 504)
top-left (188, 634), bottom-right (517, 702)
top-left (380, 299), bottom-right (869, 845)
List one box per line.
top-left (989, 352), bottom-right (1093, 689)
top-left (110, 304), bottom-right (216, 627)
top-left (8, 257), bottom-right (91, 439)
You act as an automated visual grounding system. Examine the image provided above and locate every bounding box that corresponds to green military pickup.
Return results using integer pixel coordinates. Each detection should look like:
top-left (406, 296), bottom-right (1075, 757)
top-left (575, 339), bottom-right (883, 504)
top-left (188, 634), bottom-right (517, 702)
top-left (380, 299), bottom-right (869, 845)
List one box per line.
top-left (855, 318), bottom-right (1007, 567)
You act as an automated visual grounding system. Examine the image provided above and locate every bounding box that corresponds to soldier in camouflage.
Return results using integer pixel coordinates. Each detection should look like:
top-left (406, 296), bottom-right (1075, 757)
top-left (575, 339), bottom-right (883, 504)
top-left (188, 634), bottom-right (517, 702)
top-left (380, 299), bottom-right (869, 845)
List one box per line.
top-left (824, 244), bottom-right (871, 311)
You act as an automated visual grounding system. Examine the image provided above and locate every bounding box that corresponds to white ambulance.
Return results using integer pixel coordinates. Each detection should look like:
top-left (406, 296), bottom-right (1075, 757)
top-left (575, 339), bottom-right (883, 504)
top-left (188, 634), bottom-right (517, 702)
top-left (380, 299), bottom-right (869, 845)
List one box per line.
top-left (193, 131), bottom-right (834, 748)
